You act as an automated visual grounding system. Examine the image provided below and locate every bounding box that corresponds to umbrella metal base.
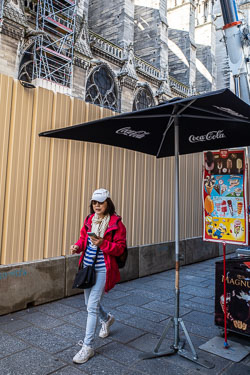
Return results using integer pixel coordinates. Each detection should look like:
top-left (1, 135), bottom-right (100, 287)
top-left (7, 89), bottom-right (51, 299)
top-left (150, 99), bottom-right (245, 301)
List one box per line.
top-left (178, 348), bottom-right (215, 369)
top-left (138, 317), bottom-right (214, 369)
top-left (139, 347), bottom-right (176, 360)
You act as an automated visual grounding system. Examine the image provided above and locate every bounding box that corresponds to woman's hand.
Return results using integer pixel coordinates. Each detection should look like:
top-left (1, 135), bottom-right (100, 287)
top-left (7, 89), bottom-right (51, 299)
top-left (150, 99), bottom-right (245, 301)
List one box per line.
top-left (90, 236), bottom-right (104, 247)
top-left (70, 245), bottom-right (79, 254)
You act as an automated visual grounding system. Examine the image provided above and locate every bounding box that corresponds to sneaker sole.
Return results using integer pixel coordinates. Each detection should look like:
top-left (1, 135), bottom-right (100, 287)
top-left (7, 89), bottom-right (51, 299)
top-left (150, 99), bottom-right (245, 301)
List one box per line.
top-left (73, 351), bottom-right (94, 364)
top-left (99, 316), bottom-right (115, 338)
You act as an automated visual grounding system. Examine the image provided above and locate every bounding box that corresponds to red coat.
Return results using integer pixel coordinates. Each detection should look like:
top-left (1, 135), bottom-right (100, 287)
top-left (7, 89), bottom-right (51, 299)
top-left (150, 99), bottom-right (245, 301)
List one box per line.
top-left (75, 213), bottom-right (126, 292)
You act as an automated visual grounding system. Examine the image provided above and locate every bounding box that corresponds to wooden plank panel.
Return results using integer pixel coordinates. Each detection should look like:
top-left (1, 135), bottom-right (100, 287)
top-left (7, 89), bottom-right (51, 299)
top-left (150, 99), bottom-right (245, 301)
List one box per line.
top-left (153, 158), bottom-right (164, 243)
top-left (143, 154), bottom-right (156, 244)
top-left (162, 156), bottom-right (175, 242)
top-left (121, 149), bottom-right (136, 246)
top-left (23, 87), bottom-right (54, 261)
top-left (0, 75), bottom-right (13, 262)
top-left (0, 74), bottom-right (207, 264)
top-left (43, 93), bottom-right (70, 258)
top-left (131, 152), bottom-right (146, 245)
top-left (62, 99), bottom-right (87, 254)
top-left (110, 147), bottom-right (125, 224)
top-left (1, 81), bottom-right (34, 264)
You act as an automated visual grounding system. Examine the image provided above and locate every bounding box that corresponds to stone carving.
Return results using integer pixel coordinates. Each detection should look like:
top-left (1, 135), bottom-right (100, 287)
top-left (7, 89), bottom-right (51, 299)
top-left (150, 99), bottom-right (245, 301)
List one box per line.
top-left (118, 43), bottom-right (138, 89)
top-left (155, 69), bottom-right (172, 102)
top-left (74, 14), bottom-right (92, 58)
top-left (120, 44), bottom-right (138, 79)
top-left (3, 0), bottom-right (27, 27)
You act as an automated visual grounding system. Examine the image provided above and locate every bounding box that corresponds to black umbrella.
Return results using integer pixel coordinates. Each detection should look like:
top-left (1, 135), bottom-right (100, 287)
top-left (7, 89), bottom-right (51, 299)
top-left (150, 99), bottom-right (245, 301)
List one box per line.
top-left (40, 89), bottom-right (250, 157)
top-left (40, 89), bottom-right (250, 368)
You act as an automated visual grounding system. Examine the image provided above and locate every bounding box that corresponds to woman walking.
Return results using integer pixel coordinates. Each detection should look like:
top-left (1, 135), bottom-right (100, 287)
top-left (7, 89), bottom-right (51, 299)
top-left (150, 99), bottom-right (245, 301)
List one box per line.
top-left (70, 188), bottom-right (126, 364)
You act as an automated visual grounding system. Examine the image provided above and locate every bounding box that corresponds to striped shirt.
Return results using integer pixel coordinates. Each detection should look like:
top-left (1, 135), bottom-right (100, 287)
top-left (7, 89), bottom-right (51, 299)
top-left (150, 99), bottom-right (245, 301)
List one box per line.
top-left (83, 237), bottom-right (106, 270)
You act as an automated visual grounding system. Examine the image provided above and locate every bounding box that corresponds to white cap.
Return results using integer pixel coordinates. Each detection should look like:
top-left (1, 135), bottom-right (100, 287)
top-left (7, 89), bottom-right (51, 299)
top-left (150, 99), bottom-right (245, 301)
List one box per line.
top-left (91, 188), bottom-right (110, 203)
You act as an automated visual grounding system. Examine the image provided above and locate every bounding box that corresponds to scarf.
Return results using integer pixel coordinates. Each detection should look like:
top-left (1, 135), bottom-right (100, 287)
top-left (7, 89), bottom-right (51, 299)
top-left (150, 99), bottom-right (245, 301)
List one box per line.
top-left (91, 213), bottom-right (110, 238)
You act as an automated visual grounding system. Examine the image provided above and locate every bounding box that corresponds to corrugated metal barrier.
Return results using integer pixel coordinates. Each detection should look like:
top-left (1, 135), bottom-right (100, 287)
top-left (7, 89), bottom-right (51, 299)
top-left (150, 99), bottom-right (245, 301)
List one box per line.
top-left (0, 74), bottom-right (203, 265)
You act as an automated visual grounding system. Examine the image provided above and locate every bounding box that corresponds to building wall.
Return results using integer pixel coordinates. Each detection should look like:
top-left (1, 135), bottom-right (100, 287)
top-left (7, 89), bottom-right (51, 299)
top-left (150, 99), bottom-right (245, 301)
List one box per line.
top-left (0, 73), bottom-right (204, 265)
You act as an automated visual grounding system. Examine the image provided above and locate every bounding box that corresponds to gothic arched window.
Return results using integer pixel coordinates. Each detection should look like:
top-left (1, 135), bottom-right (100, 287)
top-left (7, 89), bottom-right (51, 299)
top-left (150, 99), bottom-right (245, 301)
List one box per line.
top-left (132, 87), bottom-right (155, 111)
top-left (85, 66), bottom-right (118, 111)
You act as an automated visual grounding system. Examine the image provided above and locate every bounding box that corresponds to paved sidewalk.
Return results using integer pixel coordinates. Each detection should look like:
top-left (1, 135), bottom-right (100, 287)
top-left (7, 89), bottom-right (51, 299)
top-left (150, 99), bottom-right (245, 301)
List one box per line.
top-left (0, 255), bottom-right (249, 375)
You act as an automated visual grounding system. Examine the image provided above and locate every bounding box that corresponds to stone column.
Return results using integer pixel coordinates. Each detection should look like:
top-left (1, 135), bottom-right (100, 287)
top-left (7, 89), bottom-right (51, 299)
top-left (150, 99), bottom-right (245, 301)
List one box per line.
top-left (167, 0), bottom-right (196, 89)
top-left (88, 0), bottom-right (135, 48)
top-left (134, 0), bottom-right (169, 76)
top-left (195, 0), bottom-right (216, 92)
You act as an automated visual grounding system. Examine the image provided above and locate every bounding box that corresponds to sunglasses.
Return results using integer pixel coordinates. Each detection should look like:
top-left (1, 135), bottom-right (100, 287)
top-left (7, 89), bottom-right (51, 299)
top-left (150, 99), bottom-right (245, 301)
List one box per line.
top-left (92, 200), bottom-right (106, 205)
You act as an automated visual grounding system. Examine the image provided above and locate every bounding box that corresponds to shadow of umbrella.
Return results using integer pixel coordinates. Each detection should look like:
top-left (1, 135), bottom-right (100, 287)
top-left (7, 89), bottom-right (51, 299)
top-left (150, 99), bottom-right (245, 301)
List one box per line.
top-left (39, 88), bottom-right (250, 368)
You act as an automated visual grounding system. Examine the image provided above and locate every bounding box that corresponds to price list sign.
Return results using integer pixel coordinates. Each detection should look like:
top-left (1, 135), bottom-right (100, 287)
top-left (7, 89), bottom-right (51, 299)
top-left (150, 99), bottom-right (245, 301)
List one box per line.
top-left (203, 149), bottom-right (248, 244)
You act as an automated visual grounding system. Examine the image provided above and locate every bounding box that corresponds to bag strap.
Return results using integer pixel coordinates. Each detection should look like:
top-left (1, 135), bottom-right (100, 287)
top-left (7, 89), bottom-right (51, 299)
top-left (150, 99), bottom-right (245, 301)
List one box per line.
top-left (92, 247), bottom-right (100, 266)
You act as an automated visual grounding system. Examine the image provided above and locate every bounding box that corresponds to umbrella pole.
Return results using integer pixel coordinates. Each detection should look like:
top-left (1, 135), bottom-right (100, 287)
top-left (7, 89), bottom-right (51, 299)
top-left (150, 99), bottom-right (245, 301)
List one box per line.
top-left (139, 113), bottom-right (214, 369)
top-left (174, 112), bottom-right (180, 349)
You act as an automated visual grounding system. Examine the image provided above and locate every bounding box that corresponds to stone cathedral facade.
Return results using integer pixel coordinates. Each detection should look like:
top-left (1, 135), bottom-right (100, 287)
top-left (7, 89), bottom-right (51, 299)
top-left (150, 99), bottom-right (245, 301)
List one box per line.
top-left (0, 0), bottom-right (249, 113)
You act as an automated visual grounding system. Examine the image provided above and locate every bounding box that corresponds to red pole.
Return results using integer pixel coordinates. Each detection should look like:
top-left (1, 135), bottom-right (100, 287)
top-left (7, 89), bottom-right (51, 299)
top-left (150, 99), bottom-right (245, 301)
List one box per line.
top-left (223, 242), bottom-right (229, 348)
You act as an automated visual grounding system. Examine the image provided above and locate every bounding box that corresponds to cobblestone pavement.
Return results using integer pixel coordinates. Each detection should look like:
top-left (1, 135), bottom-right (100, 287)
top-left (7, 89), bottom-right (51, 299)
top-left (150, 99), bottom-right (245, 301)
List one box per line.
top-left (0, 256), bottom-right (249, 375)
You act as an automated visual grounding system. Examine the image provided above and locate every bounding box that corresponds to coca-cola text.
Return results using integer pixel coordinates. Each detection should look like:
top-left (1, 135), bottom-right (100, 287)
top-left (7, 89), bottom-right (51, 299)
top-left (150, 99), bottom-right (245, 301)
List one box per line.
top-left (189, 130), bottom-right (226, 143)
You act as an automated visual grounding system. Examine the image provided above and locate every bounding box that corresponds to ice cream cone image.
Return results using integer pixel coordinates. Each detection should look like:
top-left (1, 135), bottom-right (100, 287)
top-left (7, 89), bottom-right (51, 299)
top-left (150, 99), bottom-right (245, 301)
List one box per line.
top-left (234, 220), bottom-right (241, 236)
top-left (204, 175), bottom-right (216, 195)
top-left (205, 184), bottom-right (213, 195)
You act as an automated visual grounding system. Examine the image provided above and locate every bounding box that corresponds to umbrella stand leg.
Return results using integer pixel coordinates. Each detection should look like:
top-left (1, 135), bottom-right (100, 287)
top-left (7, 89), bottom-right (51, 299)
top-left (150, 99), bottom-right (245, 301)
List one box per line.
top-left (139, 112), bottom-right (214, 369)
top-left (138, 318), bottom-right (176, 359)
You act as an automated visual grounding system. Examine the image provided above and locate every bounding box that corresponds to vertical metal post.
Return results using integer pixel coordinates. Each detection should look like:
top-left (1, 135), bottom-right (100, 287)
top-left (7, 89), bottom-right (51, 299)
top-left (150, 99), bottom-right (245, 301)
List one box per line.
top-left (223, 242), bottom-right (229, 348)
top-left (174, 109), bottom-right (180, 349)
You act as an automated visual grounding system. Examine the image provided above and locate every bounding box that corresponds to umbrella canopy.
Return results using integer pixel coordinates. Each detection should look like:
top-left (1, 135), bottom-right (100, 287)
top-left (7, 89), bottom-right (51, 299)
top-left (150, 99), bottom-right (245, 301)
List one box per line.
top-left (39, 89), bottom-right (250, 157)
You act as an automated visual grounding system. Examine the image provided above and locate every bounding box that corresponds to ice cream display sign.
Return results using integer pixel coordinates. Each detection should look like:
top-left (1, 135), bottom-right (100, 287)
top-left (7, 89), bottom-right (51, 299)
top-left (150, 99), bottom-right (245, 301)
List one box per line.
top-left (203, 149), bottom-right (248, 244)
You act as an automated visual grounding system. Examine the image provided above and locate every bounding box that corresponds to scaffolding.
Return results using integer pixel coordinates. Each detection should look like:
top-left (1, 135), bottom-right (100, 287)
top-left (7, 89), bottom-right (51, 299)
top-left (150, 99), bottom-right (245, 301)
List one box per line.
top-left (33, 0), bottom-right (76, 87)
top-left (0, 0), bottom-right (4, 29)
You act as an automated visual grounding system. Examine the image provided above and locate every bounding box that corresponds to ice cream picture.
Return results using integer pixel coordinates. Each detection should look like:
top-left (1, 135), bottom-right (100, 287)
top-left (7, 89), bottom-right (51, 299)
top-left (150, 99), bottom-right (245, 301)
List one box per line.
top-left (215, 202), bottom-right (221, 212)
top-left (205, 195), bottom-right (214, 215)
top-left (204, 175), bottom-right (216, 195)
top-left (227, 200), bottom-right (233, 216)
top-left (237, 201), bottom-right (243, 215)
top-left (221, 200), bottom-right (227, 216)
top-left (226, 158), bottom-right (232, 173)
top-left (236, 158), bottom-right (242, 173)
top-left (234, 220), bottom-right (241, 237)
top-left (205, 152), bottom-right (214, 174)
top-left (217, 161), bottom-right (223, 174)
top-left (234, 188), bottom-right (242, 197)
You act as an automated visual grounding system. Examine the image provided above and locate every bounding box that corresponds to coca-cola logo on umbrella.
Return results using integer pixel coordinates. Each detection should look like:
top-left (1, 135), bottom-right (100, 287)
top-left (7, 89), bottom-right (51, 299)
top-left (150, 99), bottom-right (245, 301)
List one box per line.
top-left (116, 127), bottom-right (150, 139)
top-left (189, 130), bottom-right (226, 143)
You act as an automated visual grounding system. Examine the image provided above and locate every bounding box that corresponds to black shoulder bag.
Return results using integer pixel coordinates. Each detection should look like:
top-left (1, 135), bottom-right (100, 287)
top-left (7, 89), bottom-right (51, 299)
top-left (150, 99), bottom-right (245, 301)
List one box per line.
top-left (72, 247), bottom-right (100, 289)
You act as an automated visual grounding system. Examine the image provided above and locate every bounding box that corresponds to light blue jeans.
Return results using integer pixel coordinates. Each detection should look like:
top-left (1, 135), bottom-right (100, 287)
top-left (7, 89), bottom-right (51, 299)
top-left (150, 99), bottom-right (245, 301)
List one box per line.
top-left (84, 269), bottom-right (109, 347)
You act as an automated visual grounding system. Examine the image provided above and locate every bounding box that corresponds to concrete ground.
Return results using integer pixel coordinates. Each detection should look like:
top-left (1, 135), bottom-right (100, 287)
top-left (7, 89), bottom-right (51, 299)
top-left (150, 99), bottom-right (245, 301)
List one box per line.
top-left (0, 255), bottom-right (249, 375)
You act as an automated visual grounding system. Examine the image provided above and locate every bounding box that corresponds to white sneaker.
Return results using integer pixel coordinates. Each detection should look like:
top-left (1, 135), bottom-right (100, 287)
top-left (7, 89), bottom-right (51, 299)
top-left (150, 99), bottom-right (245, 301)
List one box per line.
top-left (99, 313), bottom-right (115, 338)
top-left (73, 341), bottom-right (94, 364)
